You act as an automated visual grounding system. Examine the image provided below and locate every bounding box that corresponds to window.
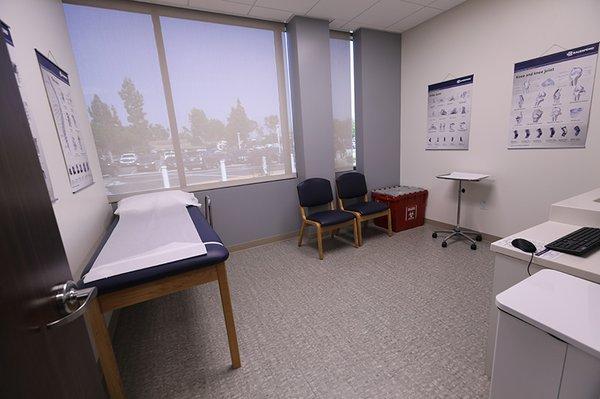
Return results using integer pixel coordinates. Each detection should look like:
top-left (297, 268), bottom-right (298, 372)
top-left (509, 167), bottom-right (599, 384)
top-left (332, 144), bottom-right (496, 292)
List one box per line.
top-left (64, 5), bottom-right (179, 196)
top-left (64, 2), bottom-right (294, 201)
top-left (160, 16), bottom-right (293, 187)
top-left (329, 32), bottom-right (355, 171)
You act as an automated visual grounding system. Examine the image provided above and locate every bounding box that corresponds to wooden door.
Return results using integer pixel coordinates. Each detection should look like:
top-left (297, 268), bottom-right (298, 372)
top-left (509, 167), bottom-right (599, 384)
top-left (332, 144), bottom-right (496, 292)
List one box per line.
top-left (0, 32), bottom-right (105, 398)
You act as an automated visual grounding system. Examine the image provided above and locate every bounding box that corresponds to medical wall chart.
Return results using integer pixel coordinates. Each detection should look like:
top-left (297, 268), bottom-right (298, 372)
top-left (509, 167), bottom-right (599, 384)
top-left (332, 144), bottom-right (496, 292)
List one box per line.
top-left (2, 21), bottom-right (56, 200)
top-left (508, 43), bottom-right (598, 149)
top-left (426, 75), bottom-right (473, 150)
top-left (36, 50), bottom-right (93, 193)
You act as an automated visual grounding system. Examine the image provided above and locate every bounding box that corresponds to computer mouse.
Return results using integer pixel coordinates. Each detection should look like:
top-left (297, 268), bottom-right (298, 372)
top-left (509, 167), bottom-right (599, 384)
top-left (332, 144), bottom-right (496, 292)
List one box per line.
top-left (511, 238), bottom-right (537, 254)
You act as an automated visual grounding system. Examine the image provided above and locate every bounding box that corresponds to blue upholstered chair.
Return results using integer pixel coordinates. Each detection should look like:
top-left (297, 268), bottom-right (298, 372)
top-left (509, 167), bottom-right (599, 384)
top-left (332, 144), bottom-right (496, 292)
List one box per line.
top-left (336, 172), bottom-right (392, 246)
top-left (297, 178), bottom-right (358, 259)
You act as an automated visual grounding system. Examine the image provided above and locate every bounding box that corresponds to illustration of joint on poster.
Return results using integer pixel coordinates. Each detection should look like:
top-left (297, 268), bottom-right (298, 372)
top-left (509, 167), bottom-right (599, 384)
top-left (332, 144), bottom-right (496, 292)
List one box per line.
top-left (36, 50), bottom-right (93, 193)
top-left (508, 42), bottom-right (598, 149)
top-left (426, 74), bottom-right (473, 150)
top-left (2, 20), bottom-right (56, 201)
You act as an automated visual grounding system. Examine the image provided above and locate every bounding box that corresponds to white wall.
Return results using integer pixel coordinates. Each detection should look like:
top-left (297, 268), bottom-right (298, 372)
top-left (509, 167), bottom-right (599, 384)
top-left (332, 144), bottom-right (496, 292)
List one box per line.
top-left (401, 0), bottom-right (600, 237)
top-left (2, 0), bottom-right (112, 276)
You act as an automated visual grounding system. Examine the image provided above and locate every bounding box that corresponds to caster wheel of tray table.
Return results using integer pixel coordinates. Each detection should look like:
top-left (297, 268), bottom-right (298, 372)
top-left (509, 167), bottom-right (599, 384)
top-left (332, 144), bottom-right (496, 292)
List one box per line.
top-left (441, 241), bottom-right (447, 248)
top-left (476, 235), bottom-right (482, 242)
top-left (432, 232), bottom-right (438, 238)
top-left (471, 243), bottom-right (477, 250)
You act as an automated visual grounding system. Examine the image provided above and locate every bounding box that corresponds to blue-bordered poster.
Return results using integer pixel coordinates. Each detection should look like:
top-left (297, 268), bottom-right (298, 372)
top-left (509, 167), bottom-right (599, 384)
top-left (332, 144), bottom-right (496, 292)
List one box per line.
top-left (426, 74), bottom-right (473, 150)
top-left (509, 43), bottom-right (598, 149)
top-left (2, 20), bottom-right (56, 201)
top-left (37, 50), bottom-right (93, 192)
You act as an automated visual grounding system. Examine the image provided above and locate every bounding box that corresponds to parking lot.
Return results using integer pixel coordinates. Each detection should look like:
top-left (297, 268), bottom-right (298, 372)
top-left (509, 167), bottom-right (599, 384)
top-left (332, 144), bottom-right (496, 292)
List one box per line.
top-left (104, 163), bottom-right (286, 195)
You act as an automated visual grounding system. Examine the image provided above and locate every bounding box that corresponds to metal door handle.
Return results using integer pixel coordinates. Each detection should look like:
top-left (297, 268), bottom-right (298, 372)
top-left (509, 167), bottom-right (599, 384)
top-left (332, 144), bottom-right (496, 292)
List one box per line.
top-left (46, 281), bottom-right (97, 329)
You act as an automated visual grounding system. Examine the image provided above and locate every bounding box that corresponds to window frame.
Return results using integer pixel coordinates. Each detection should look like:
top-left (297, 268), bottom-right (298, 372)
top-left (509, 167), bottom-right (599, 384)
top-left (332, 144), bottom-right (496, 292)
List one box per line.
top-left (64, 0), bottom-right (295, 202)
top-left (329, 30), bottom-right (356, 173)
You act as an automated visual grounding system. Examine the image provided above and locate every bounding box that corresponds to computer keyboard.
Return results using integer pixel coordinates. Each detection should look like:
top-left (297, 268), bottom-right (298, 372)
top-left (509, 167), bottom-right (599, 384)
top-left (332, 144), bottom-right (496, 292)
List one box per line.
top-left (545, 227), bottom-right (600, 256)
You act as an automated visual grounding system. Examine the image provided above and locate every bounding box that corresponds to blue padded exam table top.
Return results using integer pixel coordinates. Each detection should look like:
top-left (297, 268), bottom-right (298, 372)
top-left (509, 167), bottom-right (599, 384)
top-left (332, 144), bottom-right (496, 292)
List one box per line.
top-left (79, 206), bottom-right (229, 295)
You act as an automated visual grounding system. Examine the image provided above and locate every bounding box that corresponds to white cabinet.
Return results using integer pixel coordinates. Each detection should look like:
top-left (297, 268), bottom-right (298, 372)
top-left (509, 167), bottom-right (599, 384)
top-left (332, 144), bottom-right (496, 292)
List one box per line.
top-left (490, 311), bottom-right (566, 399)
top-left (491, 311), bottom-right (600, 399)
top-left (485, 253), bottom-right (543, 375)
top-left (490, 270), bottom-right (600, 399)
top-left (559, 345), bottom-right (600, 398)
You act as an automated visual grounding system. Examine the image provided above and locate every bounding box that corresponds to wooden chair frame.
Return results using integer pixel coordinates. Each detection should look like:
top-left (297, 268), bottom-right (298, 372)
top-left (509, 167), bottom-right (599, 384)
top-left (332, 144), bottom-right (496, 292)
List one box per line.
top-left (297, 202), bottom-right (358, 260)
top-left (338, 194), bottom-right (393, 246)
top-left (85, 262), bottom-right (240, 399)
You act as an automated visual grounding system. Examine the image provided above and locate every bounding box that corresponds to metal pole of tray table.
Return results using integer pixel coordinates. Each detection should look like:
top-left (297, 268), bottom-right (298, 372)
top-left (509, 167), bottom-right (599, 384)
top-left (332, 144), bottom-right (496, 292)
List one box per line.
top-left (432, 174), bottom-right (488, 250)
top-left (456, 180), bottom-right (462, 229)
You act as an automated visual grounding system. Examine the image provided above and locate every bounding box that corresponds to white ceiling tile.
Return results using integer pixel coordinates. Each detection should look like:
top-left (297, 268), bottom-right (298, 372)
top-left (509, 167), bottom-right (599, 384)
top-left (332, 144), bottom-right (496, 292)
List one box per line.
top-left (188, 0), bottom-right (252, 15)
top-left (343, 20), bottom-right (382, 32)
top-left (329, 18), bottom-right (350, 29)
top-left (254, 0), bottom-right (318, 14)
top-left (354, 0), bottom-right (422, 28)
top-left (307, 0), bottom-right (379, 21)
top-left (403, 0), bottom-right (436, 5)
top-left (388, 6), bottom-right (442, 32)
top-left (137, 0), bottom-right (462, 28)
top-left (428, 0), bottom-right (466, 10)
top-left (135, 0), bottom-right (190, 6)
top-left (249, 6), bottom-right (294, 22)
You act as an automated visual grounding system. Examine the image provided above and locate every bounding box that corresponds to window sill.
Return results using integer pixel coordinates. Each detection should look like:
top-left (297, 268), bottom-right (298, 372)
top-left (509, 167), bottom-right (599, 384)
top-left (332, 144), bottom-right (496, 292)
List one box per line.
top-left (106, 173), bottom-right (297, 203)
top-left (335, 166), bottom-right (356, 173)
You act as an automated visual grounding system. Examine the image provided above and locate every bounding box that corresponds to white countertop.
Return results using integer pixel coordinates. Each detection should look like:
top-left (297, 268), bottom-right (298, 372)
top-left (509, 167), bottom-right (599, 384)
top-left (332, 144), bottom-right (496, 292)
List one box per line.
top-left (553, 187), bottom-right (600, 213)
top-left (491, 221), bottom-right (600, 284)
top-left (551, 187), bottom-right (600, 228)
top-left (496, 269), bottom-right (600, 358)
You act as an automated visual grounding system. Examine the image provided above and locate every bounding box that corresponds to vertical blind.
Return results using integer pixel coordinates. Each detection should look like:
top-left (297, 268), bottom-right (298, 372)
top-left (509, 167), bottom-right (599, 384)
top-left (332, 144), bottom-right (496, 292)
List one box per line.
top-left (64, 1), bottom-right (294, 200)
top-left (329, 33), bottom-right (355, 171)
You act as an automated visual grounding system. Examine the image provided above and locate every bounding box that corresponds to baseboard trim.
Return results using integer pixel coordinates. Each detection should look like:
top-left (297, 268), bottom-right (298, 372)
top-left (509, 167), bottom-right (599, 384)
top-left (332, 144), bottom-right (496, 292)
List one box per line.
top-left (228, 222), bottom-right (389, 253)
top-left (424, 218), bottom-right (501, 243)
top-left (229, 231), bottom-right (298, 252)
top-left (228, 218), bottom-right (502, 253)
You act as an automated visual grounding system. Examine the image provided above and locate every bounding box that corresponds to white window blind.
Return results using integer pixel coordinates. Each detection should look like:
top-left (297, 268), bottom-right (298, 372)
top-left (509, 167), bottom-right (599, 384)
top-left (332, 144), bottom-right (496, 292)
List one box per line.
top-left (64, 5), bottom-right (181, 195)
top-left (329, 33), bottom-right (355, 171)
top-left (64, 1), bottom-right (294, 201)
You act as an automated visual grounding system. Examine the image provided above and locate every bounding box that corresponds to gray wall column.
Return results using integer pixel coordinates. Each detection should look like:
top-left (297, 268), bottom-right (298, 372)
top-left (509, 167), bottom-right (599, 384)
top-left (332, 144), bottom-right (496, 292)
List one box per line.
top-left (287, 16), bottom-right (335, 184)
top-left (354, 29), bottom-right (401, 191)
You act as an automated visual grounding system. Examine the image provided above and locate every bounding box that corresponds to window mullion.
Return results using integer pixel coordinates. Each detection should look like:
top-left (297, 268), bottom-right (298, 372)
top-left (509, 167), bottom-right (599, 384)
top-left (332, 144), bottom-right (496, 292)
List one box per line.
top-left (273, 31), bottom-right (293, 175)
top-left (151, 12), bottom-right (187, 189)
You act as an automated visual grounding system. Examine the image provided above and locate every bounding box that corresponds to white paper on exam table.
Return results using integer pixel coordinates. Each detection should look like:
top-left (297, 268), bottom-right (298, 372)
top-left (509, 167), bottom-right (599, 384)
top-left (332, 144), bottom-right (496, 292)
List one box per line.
top-left (83, 204), bottom-right (207, 283)
top-left (437, 172), bottom-right (490, 181)
top-left (496, 237), bottom-right (562, 260)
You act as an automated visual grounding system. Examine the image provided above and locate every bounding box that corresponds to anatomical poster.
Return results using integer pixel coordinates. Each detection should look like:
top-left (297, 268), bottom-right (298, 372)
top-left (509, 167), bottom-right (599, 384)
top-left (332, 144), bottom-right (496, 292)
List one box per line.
top-left (2, 20), bottom-right (56, 200)
top-left (37, 50), bottom-right (93, 193)
top-left (508, 42), bottom-right (598, 149)
top-left (426, 74), bottom-right (473, 150)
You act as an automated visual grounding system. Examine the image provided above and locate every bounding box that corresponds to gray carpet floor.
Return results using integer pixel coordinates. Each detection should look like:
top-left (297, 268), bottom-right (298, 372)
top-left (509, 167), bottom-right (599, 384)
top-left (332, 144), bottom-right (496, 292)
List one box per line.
top-left (113, 223), bottom-right (494, 398)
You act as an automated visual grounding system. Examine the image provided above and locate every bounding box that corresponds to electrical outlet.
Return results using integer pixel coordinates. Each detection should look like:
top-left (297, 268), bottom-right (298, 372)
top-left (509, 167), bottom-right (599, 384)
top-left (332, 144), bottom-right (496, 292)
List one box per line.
top-left (480, 200), bottom-right (488, 210)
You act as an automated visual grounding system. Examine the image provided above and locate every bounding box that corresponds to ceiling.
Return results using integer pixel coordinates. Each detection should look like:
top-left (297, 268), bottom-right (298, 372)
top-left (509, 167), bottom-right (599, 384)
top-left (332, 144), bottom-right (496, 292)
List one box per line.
top-left (135, 0), bottom-right (466, 33)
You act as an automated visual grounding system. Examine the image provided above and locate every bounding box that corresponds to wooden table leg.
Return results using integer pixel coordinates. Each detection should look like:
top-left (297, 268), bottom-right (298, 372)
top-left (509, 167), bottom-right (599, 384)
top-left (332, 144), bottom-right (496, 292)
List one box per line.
top-left (85, 298), bottom-right (125, 399)
top-left (216, 263), bottom-right (241, 369)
